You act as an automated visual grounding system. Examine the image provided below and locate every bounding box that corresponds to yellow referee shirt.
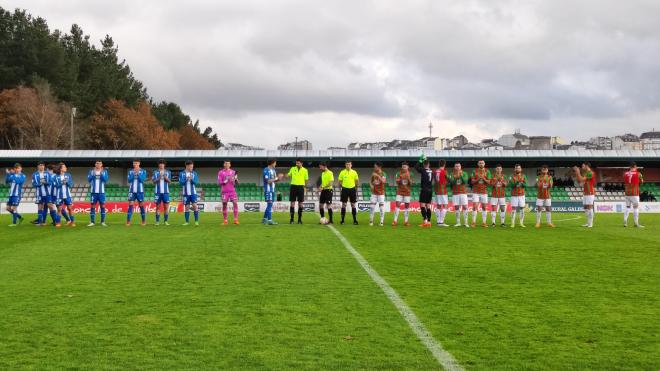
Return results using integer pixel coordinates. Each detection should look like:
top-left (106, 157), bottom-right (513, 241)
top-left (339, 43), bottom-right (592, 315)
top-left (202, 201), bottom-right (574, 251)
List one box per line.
top-left (321, 169), bottom-right (334, 190)
top-left (287, 166), bottom-right (308, 186)
top-left (338, 169), bottom-right (359, 189)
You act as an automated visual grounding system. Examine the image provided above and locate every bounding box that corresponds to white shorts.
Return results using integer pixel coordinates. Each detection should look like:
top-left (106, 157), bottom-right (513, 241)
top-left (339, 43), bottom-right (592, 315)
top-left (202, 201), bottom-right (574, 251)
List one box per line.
top-left (625, 196), bottom-right (640, 207)
top-left (395, 195), bottom-right (411, 203)
top-left (435, 194), bottom-right (449, 205)
top-left (536, 199), bottom-right (552, 207)
top-left (511, 196), bottom-right (526, 208)
top-left (370, 194), bottom-right (386, 204)
top-left (452, 194), bottom-right (469, 206)
top-left (583, 195), bottom-right (595, 205)
top-left (472, 193), bottom-right (488, 204)
top-left (490, 197), bottom-right (506, 206)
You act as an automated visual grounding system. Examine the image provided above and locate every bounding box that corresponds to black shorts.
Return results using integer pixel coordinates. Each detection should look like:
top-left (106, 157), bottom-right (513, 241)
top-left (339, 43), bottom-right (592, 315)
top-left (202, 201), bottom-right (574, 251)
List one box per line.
top-left (319, 189), bottom-right (333, 204)
top-left (340, 188), bottom-right (357, 203)
top-left (419, 189), bottom-right (433, 204)
top-left (289, 185), bottom-right (305, 202)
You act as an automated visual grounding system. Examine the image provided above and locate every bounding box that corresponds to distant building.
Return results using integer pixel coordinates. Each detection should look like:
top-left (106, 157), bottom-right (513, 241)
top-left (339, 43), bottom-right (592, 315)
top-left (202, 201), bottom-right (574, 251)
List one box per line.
top-left (222, 143), bottom-right (264, 150)
top-left (529, 136), bottom-right (552, 150)
top-left (278, 140), bottom-right (312, 151)
top-left (482, 142), bottom-right (506, 150)
top-left (640, 130), bottom-right (660, 150)
top-left (450, 135), bottom-right (469, 149)
top-left (589, 136), bottom-right (614, 149)
top-left (499, 131), bottom-right (530, 149)
top-left (614, 133), bottom-right (642, 150)
top-left (460, 142), bottom-right (481, 150)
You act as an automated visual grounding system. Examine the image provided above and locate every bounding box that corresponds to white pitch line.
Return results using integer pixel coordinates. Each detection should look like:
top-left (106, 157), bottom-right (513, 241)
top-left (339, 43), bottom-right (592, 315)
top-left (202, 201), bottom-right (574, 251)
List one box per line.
top-left (326, 224), bottom-right (464, 371)
top-left (552, 216), bottom-right (581, 222)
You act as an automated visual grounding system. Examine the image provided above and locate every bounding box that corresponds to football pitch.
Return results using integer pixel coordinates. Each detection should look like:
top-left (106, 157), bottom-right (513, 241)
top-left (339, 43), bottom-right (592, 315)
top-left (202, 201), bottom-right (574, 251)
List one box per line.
top-left (0, 212), bottom-right (658, 370)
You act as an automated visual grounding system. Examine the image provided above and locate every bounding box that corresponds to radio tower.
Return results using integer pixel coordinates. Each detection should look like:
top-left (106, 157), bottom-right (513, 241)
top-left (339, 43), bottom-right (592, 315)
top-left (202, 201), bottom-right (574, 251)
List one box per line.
top-left (428, 121), bottom-right (433, 137)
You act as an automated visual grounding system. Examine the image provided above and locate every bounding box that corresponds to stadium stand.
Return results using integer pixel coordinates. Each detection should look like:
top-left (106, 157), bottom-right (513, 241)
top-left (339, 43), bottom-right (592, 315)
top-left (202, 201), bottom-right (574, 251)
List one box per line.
top-left (2, 149), bottom-right (659, 203)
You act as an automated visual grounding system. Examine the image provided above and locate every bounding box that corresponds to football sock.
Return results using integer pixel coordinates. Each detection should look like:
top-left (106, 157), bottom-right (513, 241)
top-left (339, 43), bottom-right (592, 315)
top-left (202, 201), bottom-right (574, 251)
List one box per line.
top-left (352, 207), bottom-right (357, 222)
top-left (126, 208), bottom-right (132, 223)
top-left (185, 211), bottom-right (190, 223)
top-left (290, 206), bottom-right (295, 221)
top-left (379, 204), bottom-right (385, 223)
top-left (633, 208), bottom-right (639, 225)
top-left (90, 207), bottom-right (96, 224)
top-left (624, 207), bottom-right (630, 224)
top-left (194, 210), bottom-right (199, 222)
top-left (233, 202), bottom-right (239, 220)
top-left (546, 211), bottom-right (552, 224)
top-left (140, 206), bottom-right (146, 222)
top-left (327, 208), bottom-right (333, 222)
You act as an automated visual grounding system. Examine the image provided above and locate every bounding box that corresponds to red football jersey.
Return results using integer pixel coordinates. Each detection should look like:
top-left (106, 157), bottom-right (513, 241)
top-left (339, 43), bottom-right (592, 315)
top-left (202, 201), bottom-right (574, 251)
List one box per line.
top-left (433, 169), bottom-right (448, 195)
top-left (624, 170), bottom-right (643, 196)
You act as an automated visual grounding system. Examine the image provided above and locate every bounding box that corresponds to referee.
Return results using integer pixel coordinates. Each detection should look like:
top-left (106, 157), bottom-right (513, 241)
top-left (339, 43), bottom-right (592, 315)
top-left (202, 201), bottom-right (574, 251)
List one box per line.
top-left (338, 160), bottom-right (360, 225)
top-left (286, 159), bottom-right (309, 224)
top-left (318, 162), bottom-right (334, 224)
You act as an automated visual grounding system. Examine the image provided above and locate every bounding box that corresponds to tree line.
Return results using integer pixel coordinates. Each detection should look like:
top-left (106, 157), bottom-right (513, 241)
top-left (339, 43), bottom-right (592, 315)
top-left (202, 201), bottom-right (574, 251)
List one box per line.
top-left (0, 7), bottom-right (222, 150)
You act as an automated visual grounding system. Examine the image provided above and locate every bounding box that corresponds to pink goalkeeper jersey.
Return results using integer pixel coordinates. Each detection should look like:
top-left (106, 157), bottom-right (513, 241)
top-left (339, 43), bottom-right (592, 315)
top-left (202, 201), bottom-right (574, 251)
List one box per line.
top-left (218, 169), bottom-right (237, 193)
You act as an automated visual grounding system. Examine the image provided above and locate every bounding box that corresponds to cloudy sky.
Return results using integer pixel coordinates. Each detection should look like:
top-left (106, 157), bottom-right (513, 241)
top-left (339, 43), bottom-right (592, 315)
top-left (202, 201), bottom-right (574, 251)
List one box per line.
top-left (5, 0), bottom-right (660, 148)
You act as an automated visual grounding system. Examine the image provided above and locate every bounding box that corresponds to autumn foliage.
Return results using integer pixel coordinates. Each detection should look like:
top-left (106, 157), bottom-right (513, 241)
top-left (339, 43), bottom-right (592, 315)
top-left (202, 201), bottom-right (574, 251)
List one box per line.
top-left (88, 100), bottom-right (216, 150)
top-left (0, 83), bottom-right (71, 149)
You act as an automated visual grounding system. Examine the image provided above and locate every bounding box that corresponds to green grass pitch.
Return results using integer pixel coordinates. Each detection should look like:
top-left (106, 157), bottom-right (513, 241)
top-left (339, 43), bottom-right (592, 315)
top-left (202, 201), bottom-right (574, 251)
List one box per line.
top-left (0, 211), bottom-right (658, 370)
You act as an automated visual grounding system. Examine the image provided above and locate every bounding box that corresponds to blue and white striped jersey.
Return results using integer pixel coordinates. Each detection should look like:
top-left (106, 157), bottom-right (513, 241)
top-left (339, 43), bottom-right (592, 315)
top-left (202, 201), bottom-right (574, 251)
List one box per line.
top-left (32, 171), bottom-right (50, 197)
top-left (6, 172), bottom-right (26, 198)
top-left (179, 170), bottom-right (198, 196)
top-left (127, 169), bottom-right (147, 193)
top-left (263, 167), bottom-right (277, 194)
top-left (54, 173), bottom-right (74, 199)
top-left (48, 173), bottom-right (57, 197)
top-left (152, 169), bottom-right (171, 194)
top-left (88, 169), bottom-right (109, 194)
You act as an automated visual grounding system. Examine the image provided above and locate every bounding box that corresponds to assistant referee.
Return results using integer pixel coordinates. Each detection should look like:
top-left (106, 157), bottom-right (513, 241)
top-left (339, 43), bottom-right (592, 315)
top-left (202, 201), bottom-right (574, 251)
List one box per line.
top-left (286, 158), bottom-right (309, 224)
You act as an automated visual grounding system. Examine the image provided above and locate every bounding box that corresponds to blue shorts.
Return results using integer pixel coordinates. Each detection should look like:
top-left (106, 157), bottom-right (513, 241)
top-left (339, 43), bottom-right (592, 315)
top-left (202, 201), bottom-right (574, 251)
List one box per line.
top-left (183, 194), bottom-right (198, 205)
top-left (36, 196), bottom-right (50, 205)
top-left (49, 195), bottom-right (57, 204)
top-left (128, 192), bottom-right (144, 203)
top-left (91, 193), bottom-right (106, 204)
top-left (264, 191), bottom-right (275, 202)
top-left (57, 197), bottom-right (73, 206)
top-left (155, 193), bottom-right (170, 204)
top-left (7, 196), bottom-right (21, 207)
